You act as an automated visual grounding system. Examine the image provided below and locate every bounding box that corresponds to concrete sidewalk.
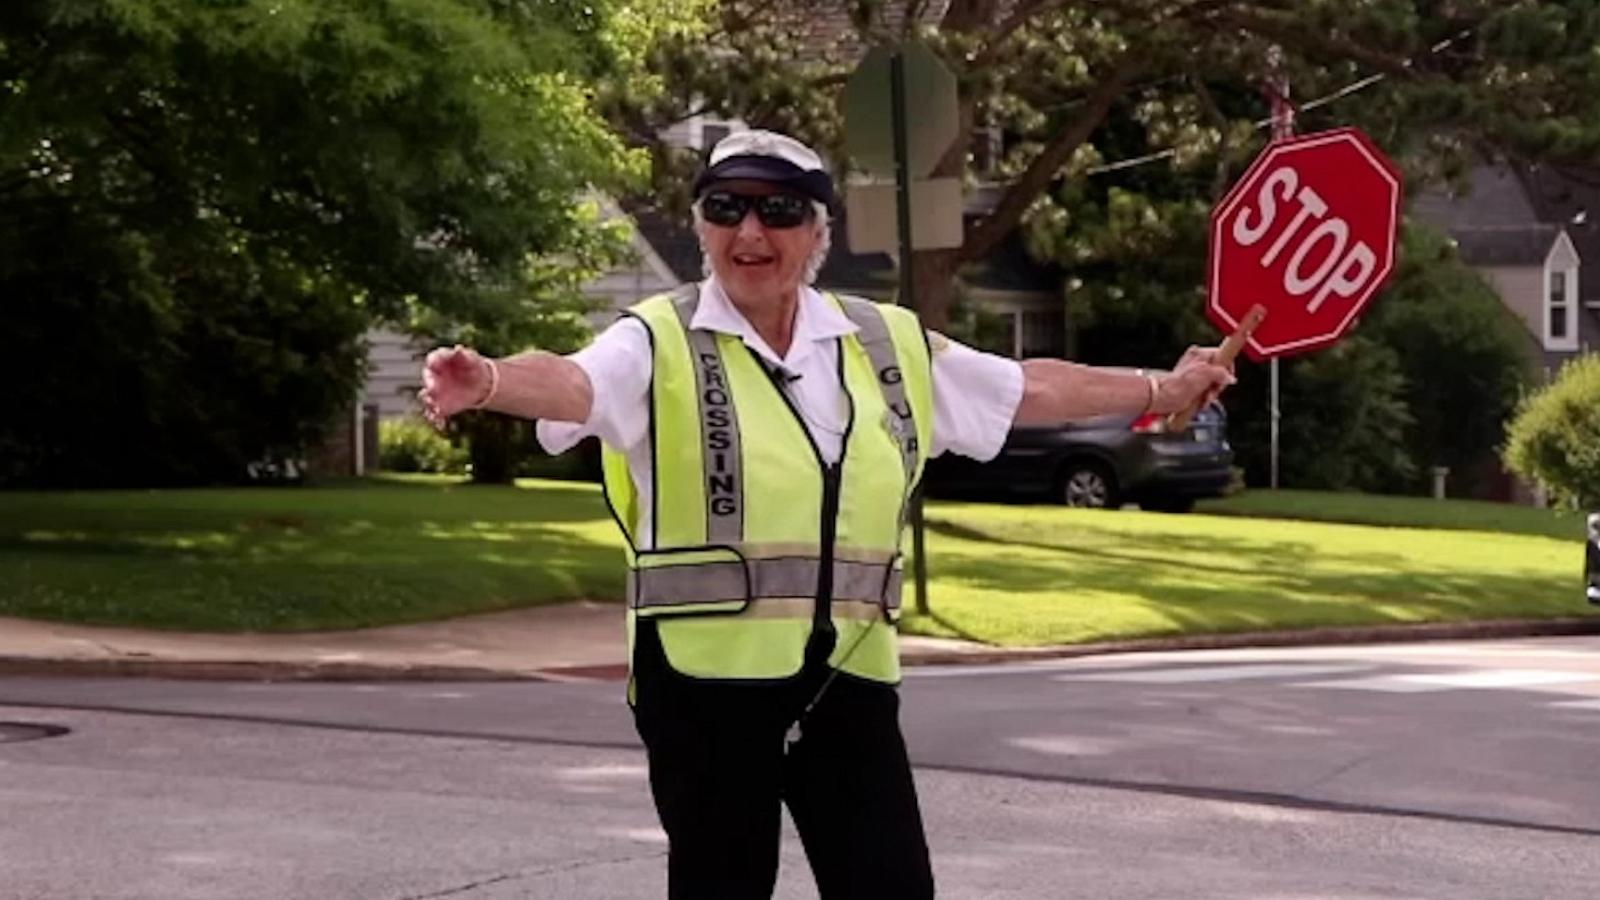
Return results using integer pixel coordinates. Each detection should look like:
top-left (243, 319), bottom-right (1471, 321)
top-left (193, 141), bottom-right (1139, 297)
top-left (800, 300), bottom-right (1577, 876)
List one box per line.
top-left (2, 603), bottom-right (1598, 681)
top-left (0, 603), bottom-right (992, 681)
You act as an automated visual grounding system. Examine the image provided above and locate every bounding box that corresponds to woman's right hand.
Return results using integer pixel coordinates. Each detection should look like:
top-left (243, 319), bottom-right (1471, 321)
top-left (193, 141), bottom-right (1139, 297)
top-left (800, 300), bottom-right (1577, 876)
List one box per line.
top-left (418, 345), bottom-right (494, 429)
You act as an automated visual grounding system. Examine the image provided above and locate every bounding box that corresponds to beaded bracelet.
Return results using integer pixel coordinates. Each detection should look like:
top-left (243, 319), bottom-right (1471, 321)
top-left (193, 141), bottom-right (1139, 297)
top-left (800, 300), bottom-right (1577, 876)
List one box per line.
top-left (1136, 368), bottom-right (1159, 414)
top-left (470, 358), bottom-right (501, 410)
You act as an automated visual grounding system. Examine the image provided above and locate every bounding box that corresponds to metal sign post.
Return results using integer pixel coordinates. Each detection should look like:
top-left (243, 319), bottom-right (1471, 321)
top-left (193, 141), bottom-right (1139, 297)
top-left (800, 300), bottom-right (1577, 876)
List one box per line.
top-left (888, 50), bottom-right (929, 617)
top-left (1587, 513), bottom-right (1600, 606)
top-left (1267, 48), bottom-right (1292, 490)
top-left (844, 39), bottom-right (961, 618)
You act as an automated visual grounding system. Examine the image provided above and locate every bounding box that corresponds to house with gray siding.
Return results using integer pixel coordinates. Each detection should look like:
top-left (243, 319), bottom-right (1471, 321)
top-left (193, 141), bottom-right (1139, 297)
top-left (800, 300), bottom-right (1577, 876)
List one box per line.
top-left (1413, 164), bottom-right (1599, 376)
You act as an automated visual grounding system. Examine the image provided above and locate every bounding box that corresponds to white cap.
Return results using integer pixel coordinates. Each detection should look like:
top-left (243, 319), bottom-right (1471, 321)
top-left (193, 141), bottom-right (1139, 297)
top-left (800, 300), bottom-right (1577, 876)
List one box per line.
top-left (694, 129), bottom-right (836, 206)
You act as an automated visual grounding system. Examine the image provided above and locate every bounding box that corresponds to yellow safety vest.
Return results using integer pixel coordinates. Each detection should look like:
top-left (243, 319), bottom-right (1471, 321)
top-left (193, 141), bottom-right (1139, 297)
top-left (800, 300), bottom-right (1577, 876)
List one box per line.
top-left (601, 285), bottom-right (933, 683)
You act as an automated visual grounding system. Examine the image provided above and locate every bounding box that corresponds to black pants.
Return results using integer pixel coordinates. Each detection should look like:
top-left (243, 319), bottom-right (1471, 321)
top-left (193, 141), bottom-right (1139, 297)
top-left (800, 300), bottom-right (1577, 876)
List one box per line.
top-left (631, 621), bottom-right (935, 900)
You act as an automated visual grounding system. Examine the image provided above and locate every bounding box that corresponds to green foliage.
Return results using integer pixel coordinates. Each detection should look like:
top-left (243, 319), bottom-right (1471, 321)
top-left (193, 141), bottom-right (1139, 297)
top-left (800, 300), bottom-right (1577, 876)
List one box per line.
top-left (1229, 336), bottom-right (1417, 492)
top-left (1, 480), bottom-right (1581, 634)
top-left (378, 418), bottom-right (468, 475)
top-left (1059, 216), bottom-right (1530, 495)
top-left (612, 1), bottom-right (1600, 334)
top-left (0, 479), bottom-right (623, 630)
top-left (1362, 225), bottom-right (1536, 490)
top-left (1, 0), bottom-right (643, 486)
top-left (1200, 488), bottom-right (1584, 540)
top-left (907, 499), bottom-right (1584, 646)
top-left (1504, 354), bottom-right (1600, 509)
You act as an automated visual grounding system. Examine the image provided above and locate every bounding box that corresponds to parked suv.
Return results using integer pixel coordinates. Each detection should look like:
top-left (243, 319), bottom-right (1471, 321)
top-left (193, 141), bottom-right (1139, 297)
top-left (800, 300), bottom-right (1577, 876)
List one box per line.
top-left (925, 402), bottom-right (1233, 512)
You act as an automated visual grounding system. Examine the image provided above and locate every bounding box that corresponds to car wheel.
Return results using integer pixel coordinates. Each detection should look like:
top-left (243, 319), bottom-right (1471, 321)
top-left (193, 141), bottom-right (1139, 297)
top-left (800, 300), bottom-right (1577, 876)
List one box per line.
top-left (1059, 462), bottom-right (1119, 509)
top-left (1140, 496), bottom-right (1196, 514)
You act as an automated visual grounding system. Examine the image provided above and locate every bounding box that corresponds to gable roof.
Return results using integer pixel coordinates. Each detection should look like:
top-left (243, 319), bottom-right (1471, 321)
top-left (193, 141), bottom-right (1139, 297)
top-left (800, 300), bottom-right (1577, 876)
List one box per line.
top-left (1518, 164), bottom-right (1600, 305)
top-left (1414, 162), bottom-right (1600, 305)
top-left (1449, 225), bottom-right (1562, 267)
top-left (1411, 166), bottom-right (1540, 228)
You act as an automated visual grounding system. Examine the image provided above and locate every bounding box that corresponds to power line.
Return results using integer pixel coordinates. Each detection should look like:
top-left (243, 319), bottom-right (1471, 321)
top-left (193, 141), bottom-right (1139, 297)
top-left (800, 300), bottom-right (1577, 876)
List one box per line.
top-left (1084, 29), bottom-right (1472, 176)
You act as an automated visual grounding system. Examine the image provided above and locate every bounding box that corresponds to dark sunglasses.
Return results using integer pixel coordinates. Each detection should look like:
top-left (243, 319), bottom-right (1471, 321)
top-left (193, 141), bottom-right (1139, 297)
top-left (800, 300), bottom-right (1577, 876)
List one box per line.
top-left (699, 191), bottom-right (815, 229)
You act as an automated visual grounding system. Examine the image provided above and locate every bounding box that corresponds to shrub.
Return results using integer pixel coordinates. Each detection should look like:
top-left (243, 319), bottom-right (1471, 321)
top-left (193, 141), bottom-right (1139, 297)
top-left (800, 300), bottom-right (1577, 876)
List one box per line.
top-left (379, 418), bottom-right (468, 474)
top-left (1503, 354), bottom-right (1600, 508)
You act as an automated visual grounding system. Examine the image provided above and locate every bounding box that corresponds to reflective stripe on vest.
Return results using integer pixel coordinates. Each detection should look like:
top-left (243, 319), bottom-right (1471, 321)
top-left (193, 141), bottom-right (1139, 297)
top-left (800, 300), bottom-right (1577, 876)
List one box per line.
top-left (629, 555), bottom-right (903, 610)
top-left (671, 289), bottom-right (744, 544)
top-left (626, 291), bottom-right (913, 620)
top-left (601, 285), bottom-right (933, 682)
top-left (836, 297), bottom-right (919, 492)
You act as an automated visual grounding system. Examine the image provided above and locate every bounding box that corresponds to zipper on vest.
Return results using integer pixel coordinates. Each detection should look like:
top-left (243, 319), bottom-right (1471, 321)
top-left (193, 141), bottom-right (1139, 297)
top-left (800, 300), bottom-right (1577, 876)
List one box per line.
top-left (748, 346), bottom-right (855, 640)
top-left (815, 462), bottom-right (842, 635)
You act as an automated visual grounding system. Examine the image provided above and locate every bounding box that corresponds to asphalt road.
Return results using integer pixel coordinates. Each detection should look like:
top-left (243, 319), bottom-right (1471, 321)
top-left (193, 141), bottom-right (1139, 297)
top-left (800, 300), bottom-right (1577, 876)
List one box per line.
top-left (3, 638), bottom-right (1598, 898)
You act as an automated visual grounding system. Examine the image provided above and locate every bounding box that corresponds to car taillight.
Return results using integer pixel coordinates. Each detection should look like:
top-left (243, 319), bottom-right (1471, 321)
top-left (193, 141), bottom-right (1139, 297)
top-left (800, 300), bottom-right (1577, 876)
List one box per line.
top-left (1129, 413), bottom-right (1166, 434)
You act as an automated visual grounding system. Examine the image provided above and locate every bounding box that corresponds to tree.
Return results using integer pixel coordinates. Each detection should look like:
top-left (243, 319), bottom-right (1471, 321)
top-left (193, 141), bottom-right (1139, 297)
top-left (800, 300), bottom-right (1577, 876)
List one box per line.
top-left (1233, 334), bottom-right (1416, 492)
top-left (1, 0), bottom-right (643, 486)
top-left (607, 0), bottom-right (1600, 331)
top-left (1360, 224), bottom-right (1535, 494)
top-left (1504, 353), bottom-right (1600, 509)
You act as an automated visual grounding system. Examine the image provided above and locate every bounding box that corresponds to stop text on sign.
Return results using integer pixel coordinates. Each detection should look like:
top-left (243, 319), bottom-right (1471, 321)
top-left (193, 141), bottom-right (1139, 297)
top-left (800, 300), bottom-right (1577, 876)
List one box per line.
top-left (1231, 165), bottom-right (1377, 315)
top-left (1205, 127), bottom-right (1403, 361)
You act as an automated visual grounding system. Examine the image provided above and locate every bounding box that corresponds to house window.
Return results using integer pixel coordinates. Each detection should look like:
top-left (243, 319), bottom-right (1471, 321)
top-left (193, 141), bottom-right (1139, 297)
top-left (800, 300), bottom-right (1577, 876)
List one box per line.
top-left (1551, 270), bottom-right (1569, 341)
top-left (700, 122), bottom-right (733, 151)
top-left (1019, 309), bottom-right (1066, 358)
top-left (969, 125), bottom-right (1003, 178)
top-left (1542, 265), bottom-right (1580, 347)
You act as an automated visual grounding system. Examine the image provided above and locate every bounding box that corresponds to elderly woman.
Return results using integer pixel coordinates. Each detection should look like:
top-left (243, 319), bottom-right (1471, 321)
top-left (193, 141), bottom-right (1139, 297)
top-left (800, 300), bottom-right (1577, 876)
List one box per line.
top-left (420, 129), bottom-right (1234, 900)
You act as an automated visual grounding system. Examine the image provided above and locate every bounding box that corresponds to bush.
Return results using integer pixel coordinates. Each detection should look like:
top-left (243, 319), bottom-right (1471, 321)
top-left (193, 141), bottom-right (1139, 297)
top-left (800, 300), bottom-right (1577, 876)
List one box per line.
top-left (379, 418), bottom-right (468, 475)
top-left (1503, 354), bottom-right (1600, 508)
top-left (516, 436), bottom-right (603, 482)
top-left (1361, 225), bottom-right (1535, 495)
top-left (1229, 336), bottom-right (1416, 492)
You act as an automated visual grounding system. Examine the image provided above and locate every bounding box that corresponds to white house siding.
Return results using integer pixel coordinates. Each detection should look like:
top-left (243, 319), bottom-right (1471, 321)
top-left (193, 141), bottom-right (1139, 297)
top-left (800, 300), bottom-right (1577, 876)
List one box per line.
top-left (659, 118), bottom-right (698, 149)
top-left (584, 248), bottom-right (680, 328)
top-left (1478, 264), bottom-right (1544, 341)
top-left (363, 328), bottom-right (425, 420)
top-left (359, 232), bottom-right (681, 421)
top-left (1549, 231), bottom-right (1581, 271)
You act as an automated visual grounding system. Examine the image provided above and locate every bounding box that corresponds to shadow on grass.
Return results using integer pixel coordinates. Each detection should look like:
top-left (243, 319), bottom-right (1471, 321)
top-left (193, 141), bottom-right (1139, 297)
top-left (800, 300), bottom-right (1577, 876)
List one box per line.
top-left (919, 515), bottom-right (1582, 642)
top-left (924, 518), bottom-right (1293, 577)
top-left (0, 519), bottom-right (629, 631)
top-left (921, 608), bottom-right (990, 644)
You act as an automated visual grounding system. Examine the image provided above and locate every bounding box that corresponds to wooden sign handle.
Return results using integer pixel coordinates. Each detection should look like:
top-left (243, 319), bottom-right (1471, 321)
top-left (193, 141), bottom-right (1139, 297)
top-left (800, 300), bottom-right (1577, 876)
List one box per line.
top-left (1166, 304), bottom-right (1266, 432)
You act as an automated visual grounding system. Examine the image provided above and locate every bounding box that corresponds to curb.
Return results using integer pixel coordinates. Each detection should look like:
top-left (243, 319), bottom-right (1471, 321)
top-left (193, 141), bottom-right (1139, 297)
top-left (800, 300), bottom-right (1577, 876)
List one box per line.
top-left (895, 616), bottom-right (1600, 668)
top-left (0, 657), bottom-right (544, 682)
top-left (0, 617), bottom-right (1595, 683)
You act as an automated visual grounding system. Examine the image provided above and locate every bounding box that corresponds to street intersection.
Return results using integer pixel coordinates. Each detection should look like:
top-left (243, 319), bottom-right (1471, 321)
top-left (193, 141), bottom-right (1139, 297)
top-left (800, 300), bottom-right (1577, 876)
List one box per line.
top-left (2, 638), bottom-right (1597, 898)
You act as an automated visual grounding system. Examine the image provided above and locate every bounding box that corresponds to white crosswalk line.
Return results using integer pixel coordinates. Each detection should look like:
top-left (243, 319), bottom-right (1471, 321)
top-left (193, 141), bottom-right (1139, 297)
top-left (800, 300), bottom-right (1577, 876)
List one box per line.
top-left (1057, 663), bottom-right (1372, 684)
top-left (1549, 698), bottom-right (1600, 711)
top-left (1297, 669), bottom-right (1598, 693)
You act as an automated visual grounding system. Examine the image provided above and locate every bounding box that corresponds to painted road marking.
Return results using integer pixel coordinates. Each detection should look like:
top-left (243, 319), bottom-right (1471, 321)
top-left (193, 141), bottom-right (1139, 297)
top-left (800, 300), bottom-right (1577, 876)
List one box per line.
top-left (1297, 669), bottom-right (1598, 693)
top-left (1058, 663), bottom-right (1373, 684)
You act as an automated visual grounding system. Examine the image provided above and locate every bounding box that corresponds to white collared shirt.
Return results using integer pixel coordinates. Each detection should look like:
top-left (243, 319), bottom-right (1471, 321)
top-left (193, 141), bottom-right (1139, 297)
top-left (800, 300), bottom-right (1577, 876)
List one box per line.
top-left (537, 279), bottom-right (1023, 546)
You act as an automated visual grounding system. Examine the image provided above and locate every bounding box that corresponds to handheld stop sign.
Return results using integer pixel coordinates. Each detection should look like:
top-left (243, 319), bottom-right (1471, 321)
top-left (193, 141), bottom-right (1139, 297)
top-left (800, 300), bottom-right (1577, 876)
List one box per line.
top-left (1207, 127), bottom-right (1403, 360)
top-left (1171, 128), bottom-right (1404, 429)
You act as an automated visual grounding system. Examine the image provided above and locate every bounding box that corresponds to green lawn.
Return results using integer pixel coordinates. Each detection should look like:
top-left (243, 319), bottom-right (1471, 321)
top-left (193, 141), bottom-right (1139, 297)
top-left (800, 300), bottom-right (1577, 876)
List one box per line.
top-left (1, 478), bottom-right (1591, 642)
top-left (1198, 489), bottom-right (1584, 540)
top-left (0, 477), bottom-right (622, 630)
top-left (902, 501), bottom-right (1588, 646)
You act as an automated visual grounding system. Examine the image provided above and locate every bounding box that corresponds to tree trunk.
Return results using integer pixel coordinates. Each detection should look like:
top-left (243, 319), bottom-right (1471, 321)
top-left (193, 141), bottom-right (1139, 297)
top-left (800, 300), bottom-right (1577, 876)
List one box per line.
top-left (465, 413), bottom-right (518, 485)
top-left (906, 247), bottom-right (960, 332)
